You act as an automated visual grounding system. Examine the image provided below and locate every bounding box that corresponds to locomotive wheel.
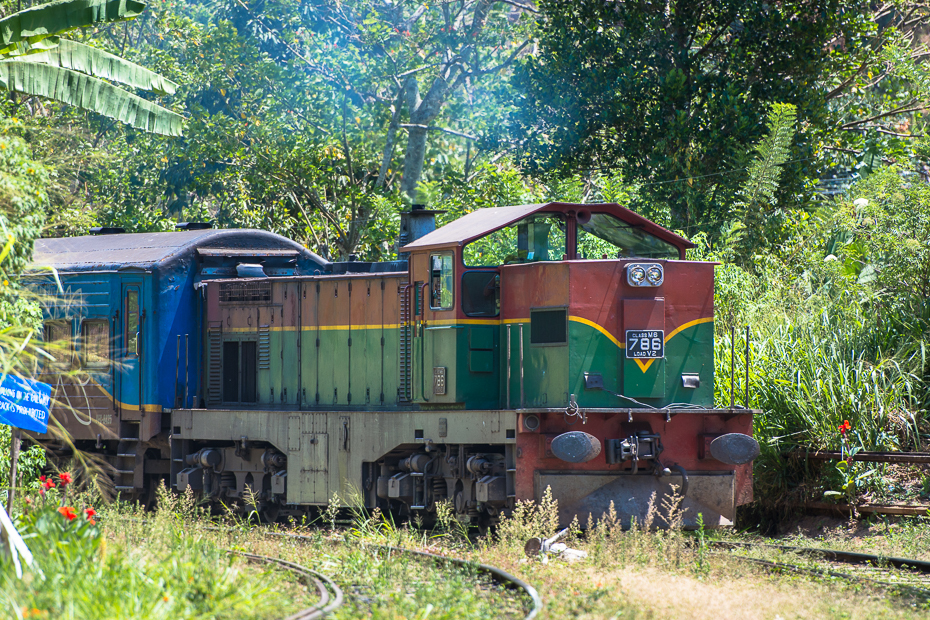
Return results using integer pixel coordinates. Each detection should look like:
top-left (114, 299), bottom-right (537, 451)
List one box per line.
top-left (260, 503), bottom-right (281, 523)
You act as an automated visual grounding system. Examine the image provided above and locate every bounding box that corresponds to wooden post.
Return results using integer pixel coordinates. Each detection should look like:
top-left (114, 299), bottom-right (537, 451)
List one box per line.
top-left (8, 428), bottom-right (21, 516)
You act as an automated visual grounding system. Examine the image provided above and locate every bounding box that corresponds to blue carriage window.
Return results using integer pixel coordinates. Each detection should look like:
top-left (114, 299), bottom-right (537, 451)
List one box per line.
top-left (125, 289), bottom-right (140, 356)
top-left (82, 319), bottom-right (109, 369)
top-left (43, 320), bottom-right (71, 370)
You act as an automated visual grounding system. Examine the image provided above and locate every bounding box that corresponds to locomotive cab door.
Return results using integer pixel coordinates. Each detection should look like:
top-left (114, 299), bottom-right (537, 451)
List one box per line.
top-left (117, 278), bottom-right (144, 420)
top-left (422, 252), bottom-right (455, 403)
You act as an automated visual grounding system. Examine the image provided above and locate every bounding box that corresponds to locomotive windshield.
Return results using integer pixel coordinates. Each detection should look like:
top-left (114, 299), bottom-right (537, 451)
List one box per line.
top-left (463, 211), bottom-right (679, 265)
top-left (578, 213), bottom-right (679, 259)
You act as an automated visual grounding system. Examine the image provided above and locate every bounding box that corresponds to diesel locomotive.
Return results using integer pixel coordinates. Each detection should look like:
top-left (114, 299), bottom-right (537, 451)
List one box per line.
top-left (26, 203), bottom-right (759, 528)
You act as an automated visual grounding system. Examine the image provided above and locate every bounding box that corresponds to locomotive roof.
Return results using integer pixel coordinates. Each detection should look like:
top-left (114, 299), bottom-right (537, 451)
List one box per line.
top-left (31, 229), bottom-right (328, 272)
top-left (401, 202), bottom-right (696, 252)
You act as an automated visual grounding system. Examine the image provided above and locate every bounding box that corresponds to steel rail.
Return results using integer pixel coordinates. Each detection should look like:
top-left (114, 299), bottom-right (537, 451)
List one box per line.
top-left (260, 530), bottom-right (542, 620)
top-left (374, 543), bottom-right (542, 620)
top-left (792, 449), bottom-right (930, 464)
top-left (712, 541), bottom-right (930, 573)
top-left (712, 541), bottom-right (930, 600)
top-left (226, 549), bottom-right (344, 620)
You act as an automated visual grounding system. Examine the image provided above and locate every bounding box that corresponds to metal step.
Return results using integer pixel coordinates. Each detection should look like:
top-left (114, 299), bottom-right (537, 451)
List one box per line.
top-left (117, 453), bottom-right (136, 458)
top-left (115, 486), bottom-right (135, 492)
top-left (114, 469), bottom-right (134, 475)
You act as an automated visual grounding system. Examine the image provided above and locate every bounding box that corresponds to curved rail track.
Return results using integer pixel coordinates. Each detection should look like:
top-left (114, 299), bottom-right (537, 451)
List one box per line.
top-left (712, 541), bottom-right (930, 601)
top-left (227, 550), bottom-right (345, 620)
top-left (259, 530), bottom-right (542, 620)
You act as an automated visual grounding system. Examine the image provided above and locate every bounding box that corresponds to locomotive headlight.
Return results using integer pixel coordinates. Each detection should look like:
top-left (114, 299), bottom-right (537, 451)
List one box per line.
top-left (646, 266), bottom-right (663, 285)
top-left (627, 262), bottom-right (663, 287)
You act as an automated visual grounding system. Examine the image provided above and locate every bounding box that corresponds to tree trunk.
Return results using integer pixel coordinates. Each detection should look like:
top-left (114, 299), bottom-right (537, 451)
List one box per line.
top-left (400, 75), bottom-right (451, 201)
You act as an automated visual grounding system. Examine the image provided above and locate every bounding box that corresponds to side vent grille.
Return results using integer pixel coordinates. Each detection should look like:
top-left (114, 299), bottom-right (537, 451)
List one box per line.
top-left (259, 325), bottom-right (271, 370)
top-left (220, 281), bottom-right (272, 304)
top-left (207, 323), bottom-right (222, 402)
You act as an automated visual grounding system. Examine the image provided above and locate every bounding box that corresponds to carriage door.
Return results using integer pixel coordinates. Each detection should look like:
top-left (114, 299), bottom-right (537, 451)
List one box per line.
top-left (117, 281), bottom-right (144, 418)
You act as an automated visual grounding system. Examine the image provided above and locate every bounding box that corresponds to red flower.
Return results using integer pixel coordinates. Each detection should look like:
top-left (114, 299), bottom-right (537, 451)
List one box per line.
top-left (57, 506), bottom-right (77, 521)
top-left (59, 472), bottom-right (73, 486)
top-left (85, 508), bottom-right (96, 519)
top-left (40, 475), bottom-right (56, 491)
top-left (838, 420), bottom-right (852, 435)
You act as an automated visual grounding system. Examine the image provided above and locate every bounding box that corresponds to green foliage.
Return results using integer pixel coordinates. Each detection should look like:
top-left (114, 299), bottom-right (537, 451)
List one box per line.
top-left (732, 102), bottom-right (798, 258)
top-left (835, 168), bottom-right (930, 303)
top-left (0, 119), bottom-right (49, 274)
top-left (704, 168), bottom-right (930, 507)
top-left (0, 0), bottom-right (182, 135)
top-left (508, 0), bottom-right (875, 230)
top-left (0, 427), bottom-right (46, 491)
top-left (1, 482), bottom-right (303, 620)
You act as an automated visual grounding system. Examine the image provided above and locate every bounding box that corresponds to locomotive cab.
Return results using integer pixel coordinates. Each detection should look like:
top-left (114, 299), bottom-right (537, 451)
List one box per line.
top-left (402, 202), bottom-right (712, 411)
top-left (403, 203), bottom-right (755, 527)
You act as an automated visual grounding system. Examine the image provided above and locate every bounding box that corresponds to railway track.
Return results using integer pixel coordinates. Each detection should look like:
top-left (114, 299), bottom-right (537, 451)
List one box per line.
top-left (203, 523), bottom-right (540, 620)
top-left (258, 529), bottom-right (541, 620)
top-left (227, 550), bottom-right (345, 620)
top-left (711, 540), bottom-right (930, 601)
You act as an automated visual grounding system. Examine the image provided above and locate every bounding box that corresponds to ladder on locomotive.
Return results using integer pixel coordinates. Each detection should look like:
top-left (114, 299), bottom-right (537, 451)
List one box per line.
top-left (399, 282), bottom-right (413, 403)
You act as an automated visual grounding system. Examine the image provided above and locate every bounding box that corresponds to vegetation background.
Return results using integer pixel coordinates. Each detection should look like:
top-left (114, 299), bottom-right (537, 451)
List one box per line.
top-left (1, 0), bottom-right (930, 527)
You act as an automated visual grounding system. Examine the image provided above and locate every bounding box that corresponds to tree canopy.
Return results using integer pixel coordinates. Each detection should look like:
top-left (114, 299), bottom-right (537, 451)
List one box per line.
top-left (504, 0), bottom-right (884, 232)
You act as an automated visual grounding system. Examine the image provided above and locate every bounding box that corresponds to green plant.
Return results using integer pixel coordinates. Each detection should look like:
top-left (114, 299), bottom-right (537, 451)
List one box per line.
top-left (0, 0), bottom-right (182, 135)
top-left (494, 485), bottom-right (560, 551)
top-left (694, 512), bottom-right (708, 575)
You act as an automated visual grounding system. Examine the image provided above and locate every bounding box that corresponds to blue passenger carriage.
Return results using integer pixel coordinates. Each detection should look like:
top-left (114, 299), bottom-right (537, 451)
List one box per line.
top-left (27, 227), bottom-right (326, 495)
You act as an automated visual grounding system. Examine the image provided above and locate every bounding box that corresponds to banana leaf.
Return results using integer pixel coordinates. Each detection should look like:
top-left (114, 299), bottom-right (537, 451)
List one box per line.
top-left (0, 0), bottom-right (146, 48)
top-left (16, 39), bottom-right (177, 94)
top-left (0, 60), bottom-right (182, 136)
top-left (0, 36), bottom-right (61, 57)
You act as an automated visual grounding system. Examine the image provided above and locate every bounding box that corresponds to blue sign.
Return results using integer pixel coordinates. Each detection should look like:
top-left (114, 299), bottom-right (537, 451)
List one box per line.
top-left (0, 374), bottom-right (51, 433)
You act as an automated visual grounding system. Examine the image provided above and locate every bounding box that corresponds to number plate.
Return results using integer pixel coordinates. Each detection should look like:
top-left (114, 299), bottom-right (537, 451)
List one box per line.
top-left (625, 330), bottom-right (665, 359)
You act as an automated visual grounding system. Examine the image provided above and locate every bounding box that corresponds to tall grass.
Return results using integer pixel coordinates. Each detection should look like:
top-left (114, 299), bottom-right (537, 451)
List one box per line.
top-left (0, 483), bottom-right (307, 620)
top-left (709, 247), bottom-right (929, 508)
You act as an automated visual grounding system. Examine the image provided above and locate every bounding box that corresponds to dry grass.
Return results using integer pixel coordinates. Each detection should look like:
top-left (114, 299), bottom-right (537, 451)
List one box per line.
top-left (77, 487), bottom-right (930, 620)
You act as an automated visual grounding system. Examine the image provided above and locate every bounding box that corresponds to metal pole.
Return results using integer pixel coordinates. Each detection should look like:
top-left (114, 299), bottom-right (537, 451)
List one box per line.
top-left (744, 325), bottom-right (750, 409)
top-left (506, 324), bottom-right (511, 409)
top-left (185, 334), bottom-right (190, 409)
top-left (175, 334), bottom-right (181, 408)
top-left (519, 323), bottom-right (525, 409)
top-left (729, 325), bottom-right (735, 409)
top-left (8, 428), bottom-right (21, 514)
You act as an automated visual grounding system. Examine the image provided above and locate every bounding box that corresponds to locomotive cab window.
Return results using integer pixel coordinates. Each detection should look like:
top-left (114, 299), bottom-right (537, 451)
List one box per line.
top-left (464, 215), bottom-right (567, 266)
top-left (43, 320), bottom-right (71, 370)
top-left (223, 341), bottom-right (257, 404)
top-left (429, 253), bottom-right (454, 310)
top-left (462, 271), bottom-right (500, 317)
top-left (81, 319), bottom-right (110, 369)
top-left (577, 213), bottom-right (678, 260)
